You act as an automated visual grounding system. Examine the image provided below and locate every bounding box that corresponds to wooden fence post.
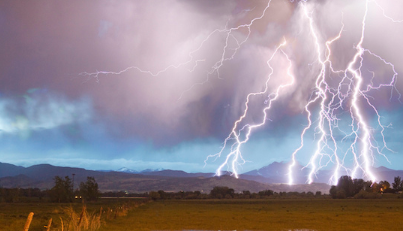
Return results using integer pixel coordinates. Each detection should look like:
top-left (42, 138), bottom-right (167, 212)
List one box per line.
top-left (60, 217), bottom-right (64, 231)
top-left (45, 218), bottom-right (52, 231)
top-left (23, 212), bottom-right (34, 231)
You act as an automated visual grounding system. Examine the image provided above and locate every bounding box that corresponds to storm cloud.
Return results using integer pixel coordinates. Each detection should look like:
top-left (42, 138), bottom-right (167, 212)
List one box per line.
top-left (1, 0), bottom-right (402, 173)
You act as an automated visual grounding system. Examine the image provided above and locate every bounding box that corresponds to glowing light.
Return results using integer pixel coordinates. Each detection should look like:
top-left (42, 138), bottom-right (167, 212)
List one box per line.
top-left (83, 0), bottom-right (401, 185)
top-left (288, 0), bottom-right (400, 184)
top-left (205, 39), bottom-right (292, 178)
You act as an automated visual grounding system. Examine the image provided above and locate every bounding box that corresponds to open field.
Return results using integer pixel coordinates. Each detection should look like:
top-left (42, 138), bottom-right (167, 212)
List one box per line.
top-left (0, 198), bottom-right (146, 231)
top-left (100, 198), bottom-right (403, 231)
top-left (1, 197), bottom-right (403, 231)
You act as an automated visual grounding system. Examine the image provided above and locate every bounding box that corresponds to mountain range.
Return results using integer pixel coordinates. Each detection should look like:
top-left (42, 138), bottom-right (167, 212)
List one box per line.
top-left (1, 162), bottom-right (402, 193)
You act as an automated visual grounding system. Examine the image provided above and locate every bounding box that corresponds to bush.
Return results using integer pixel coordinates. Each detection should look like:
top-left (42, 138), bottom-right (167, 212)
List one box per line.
top-left (354, 190), bottom-right (382, 199)
top-left (210, 186), bottom-right (234, 199)
top-left (149, 191), bottom-right (160, 200)
top-left (79, 177), bottom-right (99, 202)
top-left (336, 189), bottom-right (346, 199)
top-left (383, 188), bottom-right (395, 194)
top-left (50, 176), bottom-right (73, 202)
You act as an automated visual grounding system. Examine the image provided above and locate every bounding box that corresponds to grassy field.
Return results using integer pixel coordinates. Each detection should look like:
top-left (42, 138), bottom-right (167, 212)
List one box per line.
top-left (100, 198), bottom-right (403, 231)
top-left (0, 198), bottom-right (146, 231)
top-left (1, 198), bottom-right (403, 231)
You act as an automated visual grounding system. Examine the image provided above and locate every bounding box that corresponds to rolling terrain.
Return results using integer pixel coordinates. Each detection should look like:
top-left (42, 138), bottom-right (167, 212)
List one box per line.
top-left (2, 161), bottom-right (401, 193)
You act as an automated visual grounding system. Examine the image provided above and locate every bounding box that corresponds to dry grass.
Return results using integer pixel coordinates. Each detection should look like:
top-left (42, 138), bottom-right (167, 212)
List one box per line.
top-left (61, 205), bottom-right (101, 231)
top-left (0, 198), bottom-right (147, 231)
top-left (99, 198), bottom-right (403, 231)
top-left (2, 198), bottom-right (403, 230)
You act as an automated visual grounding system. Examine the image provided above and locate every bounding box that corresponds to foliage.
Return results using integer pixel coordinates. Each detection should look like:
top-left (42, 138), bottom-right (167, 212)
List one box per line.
top-left (0, 187), bottom-right (46, 203)
top-left (328, 175), bottom-right (403, 199)
top-left (149, 191), bottom-right (161, 200)
top-left (50, 176), bottom-right (73, 202)
top-left (158, 190), bottom-right (168, 199)
top-left (329, 176), bottom-right (386, 199)
top-left (353, 190), bottom-right (382, 199)
top-left (338, 176), bottom-right (355, 197)
top-left (258, 190), bottom-right (274, 197)
top-left (379, 180), bottom-right (390, 190)
top-left (210, 186), bottom-right (234, 199)
top-left (392, 176), bottom-right (403, 191)
top-left (79, 176), bottom-right (100, 202)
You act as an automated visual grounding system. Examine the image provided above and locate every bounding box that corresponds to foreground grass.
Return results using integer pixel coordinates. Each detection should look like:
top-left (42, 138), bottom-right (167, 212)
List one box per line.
top-left (99, 198), bottom-right (403, 231)
top-left (0, 198), bottom-right (145, 231)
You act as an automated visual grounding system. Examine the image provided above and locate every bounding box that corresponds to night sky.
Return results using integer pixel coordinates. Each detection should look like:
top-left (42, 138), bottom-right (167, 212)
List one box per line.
top-left (1, 0), bottom-right (403, 179)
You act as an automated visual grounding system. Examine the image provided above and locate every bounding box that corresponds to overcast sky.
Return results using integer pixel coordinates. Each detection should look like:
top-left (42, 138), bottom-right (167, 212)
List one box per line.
top-left (1, 0), bottom-right (403, 181)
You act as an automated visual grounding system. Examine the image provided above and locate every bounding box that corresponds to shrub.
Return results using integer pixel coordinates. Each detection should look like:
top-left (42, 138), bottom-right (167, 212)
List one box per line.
top-left (336, 189), bottom-right (346, 199)
top-left (354, 190), bottom-right (382, 199)
top-left (149, 191), bottom-right (160, 200)
top-left (210, 186), bottom-right (234, 199)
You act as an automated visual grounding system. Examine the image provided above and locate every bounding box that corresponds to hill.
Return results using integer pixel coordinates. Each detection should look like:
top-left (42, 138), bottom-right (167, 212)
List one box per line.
top-left (2, 162), bottom-right (401, 193)
top-left (0, 162), bottom-right (332, 193)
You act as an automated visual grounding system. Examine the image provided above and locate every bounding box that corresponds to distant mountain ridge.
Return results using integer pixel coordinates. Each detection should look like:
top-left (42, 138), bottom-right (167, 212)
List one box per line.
top-left (1, 162), bottom-right (402, 193)
top-left (116, 167), bottom-right (214, 178)
top-left (244, 161), bottom-right (310, 183)
top-left (117, 167), bottom-right (165, 173)
top-left (0, 163), bottom-right (104, 182)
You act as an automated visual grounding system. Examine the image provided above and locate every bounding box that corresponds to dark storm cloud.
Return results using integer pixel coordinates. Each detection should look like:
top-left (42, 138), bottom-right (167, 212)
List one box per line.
top-left (1, 0), bottom-right (403, 172)
top-left (179, 0), bottom-right (236, 16)
top-left (0, 0), bottom-right (295, 146)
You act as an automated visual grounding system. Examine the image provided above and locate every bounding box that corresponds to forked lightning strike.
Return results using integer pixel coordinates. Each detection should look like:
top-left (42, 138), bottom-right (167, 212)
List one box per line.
top-left (83, 0), bottom-right (401, 185)
top-left (206, 39), bottom-right (293, 178)
top-left (289, 0), bottom-right (401, 184)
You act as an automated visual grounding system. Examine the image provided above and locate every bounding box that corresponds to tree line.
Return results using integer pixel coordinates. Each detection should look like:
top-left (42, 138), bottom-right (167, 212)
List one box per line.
top-left (148, 186), bottom-right (324, 200)
top-left (2, 175), bottom-right (403, 202)
top-left (0, 175), bottom-right (100, 203)
top-left (50, 175), bottom-right (100, 202)
top-left (329, 175), bottom-right (403, 199)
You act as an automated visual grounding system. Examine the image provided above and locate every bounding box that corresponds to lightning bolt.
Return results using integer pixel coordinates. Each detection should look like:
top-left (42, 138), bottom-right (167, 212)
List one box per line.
top-left (205, 39), bottom-right (293, 178)
top-left (288, 0), bottom-right (401, 185)
top-left (81, 1), bottom-right (275, 100)
top-left (209, 0), bottom-right (400, 185)
top-left (82, 0), bottom-right (401, 185)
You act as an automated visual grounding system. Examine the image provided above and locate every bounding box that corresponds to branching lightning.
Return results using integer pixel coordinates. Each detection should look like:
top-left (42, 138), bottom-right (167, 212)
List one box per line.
top-left (290, 0), bottom-right (401, 184)
top-left (83, 0), bottom-right (401, 185)
top-left (205, 39), bottom-right (293, 178)
top-left (209, 0), bottom-right (401, 184)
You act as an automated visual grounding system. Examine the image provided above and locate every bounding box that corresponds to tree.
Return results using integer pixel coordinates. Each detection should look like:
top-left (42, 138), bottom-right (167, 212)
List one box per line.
top-left (79, 177), bottom-right (99, 201)
top-left (392, 176), bottom-right (402, 191)
top-left (379, 180), bottom-right (390, 192)
top-left (258, 190), bottom-right (274, 197)
top-left (210, 186), bottom-right (234, 199)
top-left (337, 176), bottom-right (355, 197)
top-left (352, 178), bottom-right (366, 195)
top-left (50, 176), bottom-right (73, 202)
top-left (329, 185), bottom-right (338, 199)
top-left (330, 176), bottom-right (370, 198)
top-left (158, 190), bottom-right (167, 199)
top-left (149, 191), bottom-right (160, 200)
